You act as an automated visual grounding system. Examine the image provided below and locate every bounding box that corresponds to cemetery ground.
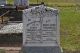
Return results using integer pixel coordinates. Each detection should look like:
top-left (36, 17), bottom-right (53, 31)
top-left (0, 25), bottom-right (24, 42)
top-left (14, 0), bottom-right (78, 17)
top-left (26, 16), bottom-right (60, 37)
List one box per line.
top-left (0, 1), bottom-right (80, 53)
top-left (60, 6), bottom-right (80, 53)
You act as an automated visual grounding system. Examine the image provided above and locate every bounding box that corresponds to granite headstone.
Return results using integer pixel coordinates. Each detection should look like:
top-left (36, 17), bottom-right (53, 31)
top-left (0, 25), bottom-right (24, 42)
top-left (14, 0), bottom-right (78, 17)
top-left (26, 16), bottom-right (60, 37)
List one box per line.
top-left (23, 5), bottom-right (61, 53)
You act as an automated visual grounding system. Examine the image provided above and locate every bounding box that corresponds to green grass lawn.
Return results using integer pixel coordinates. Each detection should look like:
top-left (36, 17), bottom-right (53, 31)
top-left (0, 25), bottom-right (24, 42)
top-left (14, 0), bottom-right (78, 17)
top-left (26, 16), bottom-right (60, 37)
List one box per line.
top-left (0, 49), bottom-right (5, 53)
top-left (59, 6), bottom-right (80, 52)
top-left (5, 0), bottom-right (80, 53)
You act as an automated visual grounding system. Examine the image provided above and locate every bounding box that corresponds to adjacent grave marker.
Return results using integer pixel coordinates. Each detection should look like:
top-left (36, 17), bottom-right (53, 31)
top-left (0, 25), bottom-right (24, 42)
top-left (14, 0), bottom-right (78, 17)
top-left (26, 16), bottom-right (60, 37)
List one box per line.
top-left (23, 5), bottom-right (61, 53)
top-left (0, 0), bottom-right (6, 5)
top-left (14, 0), bottom-right (29, 6)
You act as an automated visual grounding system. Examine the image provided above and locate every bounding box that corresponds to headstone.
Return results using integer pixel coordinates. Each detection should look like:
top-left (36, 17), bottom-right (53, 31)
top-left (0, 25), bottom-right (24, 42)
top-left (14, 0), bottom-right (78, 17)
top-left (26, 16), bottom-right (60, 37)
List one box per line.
top-left (14, 0), bottom-right (29, 6)
top-left (23, 5), bottom-right (61, 53)
top-left (0, 0), bottom-right (6, 5)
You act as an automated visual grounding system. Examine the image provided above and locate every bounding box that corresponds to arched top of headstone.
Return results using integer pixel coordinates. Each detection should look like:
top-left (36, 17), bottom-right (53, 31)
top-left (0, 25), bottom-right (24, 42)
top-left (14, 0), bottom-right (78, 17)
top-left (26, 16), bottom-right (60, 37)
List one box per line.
top-left (23, 5), bottom-right (58, 14)
top-left (23, 5), bottom-right (58, 20)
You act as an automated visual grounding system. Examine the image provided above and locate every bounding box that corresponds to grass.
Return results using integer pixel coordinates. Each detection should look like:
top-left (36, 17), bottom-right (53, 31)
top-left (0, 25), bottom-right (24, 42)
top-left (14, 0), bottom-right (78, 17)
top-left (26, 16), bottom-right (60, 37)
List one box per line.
top-left (0, 49), bottom-right (5, 53)
top-left (4, 0), bottom-right (80, 53)
top-left (59, 6), bottom-right (80, 52)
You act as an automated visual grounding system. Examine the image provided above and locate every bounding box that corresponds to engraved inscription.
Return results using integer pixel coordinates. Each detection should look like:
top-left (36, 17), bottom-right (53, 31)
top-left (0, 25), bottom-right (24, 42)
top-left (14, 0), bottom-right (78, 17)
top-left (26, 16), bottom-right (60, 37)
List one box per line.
top-left (23, 5), bottom-right (58, 44)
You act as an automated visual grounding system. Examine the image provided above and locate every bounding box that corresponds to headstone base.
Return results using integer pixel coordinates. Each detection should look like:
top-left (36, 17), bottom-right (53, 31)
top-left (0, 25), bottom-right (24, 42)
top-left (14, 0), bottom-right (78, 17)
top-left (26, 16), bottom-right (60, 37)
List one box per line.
top-left (22, 46), bottom-right (61, 53)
